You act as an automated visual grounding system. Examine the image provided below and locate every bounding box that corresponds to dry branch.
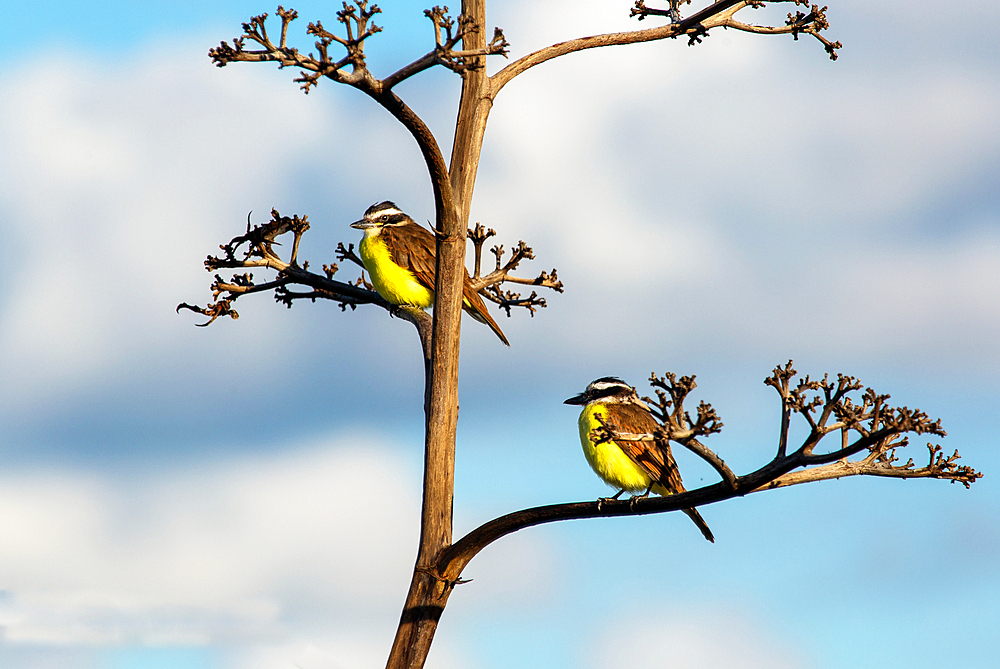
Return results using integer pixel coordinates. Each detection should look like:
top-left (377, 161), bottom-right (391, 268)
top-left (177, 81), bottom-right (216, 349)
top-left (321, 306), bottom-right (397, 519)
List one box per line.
top-left (467, 223), bottom-right (563, 317)
top-left (490, 0), bottom-right (840, 96)
top-left (435, 362), bottom-right (980, 583)
top-left (178, 209), bottom-right (385, 321)
top-left (210, 2), bottom-right (508, 94)
top-left (180, 210), bottom-right (562, 328)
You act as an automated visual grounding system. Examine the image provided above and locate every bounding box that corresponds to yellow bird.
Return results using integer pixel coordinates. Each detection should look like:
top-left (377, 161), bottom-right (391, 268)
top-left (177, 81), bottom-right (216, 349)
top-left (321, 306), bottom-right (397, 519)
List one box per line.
top-left (351, 201), bottom-right (509, 346)
top-left (564, 377), bottom-right (714, 542)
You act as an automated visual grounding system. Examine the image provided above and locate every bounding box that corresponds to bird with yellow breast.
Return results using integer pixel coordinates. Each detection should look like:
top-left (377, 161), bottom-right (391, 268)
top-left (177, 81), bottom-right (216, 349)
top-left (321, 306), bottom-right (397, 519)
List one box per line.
top-left (351, 201), bottom-right (509, 346)
top-left (565, 377), bottom-right (714, 542)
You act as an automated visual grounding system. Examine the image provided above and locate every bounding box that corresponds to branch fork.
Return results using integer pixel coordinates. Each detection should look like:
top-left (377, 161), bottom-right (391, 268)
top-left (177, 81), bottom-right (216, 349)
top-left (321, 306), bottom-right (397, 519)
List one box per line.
top-left (211, 3), bottom-right (509, 95)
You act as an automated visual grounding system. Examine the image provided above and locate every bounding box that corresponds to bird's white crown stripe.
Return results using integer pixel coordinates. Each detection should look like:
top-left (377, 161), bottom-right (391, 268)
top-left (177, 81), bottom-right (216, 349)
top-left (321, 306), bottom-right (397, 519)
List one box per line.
top-left (370, 207), bottom-right (403, 218)
top-left (590, 381), bottom-right (630, 391)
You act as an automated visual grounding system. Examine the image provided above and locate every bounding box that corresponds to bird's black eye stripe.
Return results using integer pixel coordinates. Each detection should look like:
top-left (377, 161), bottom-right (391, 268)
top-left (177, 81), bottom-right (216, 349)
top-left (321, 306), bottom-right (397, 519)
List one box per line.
top-left (591, 386), bottom-right (625, 399)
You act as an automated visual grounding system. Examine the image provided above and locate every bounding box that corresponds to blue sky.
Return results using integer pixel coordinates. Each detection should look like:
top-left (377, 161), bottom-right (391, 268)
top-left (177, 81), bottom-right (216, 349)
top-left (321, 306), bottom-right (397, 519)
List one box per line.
top-left (1, 1), bottom-right (998, 668)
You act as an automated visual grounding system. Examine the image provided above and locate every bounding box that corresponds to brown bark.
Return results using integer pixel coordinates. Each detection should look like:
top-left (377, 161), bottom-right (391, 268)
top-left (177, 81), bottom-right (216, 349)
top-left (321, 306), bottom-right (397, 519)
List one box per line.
top-left (385, 3), bottom-right (489, 667)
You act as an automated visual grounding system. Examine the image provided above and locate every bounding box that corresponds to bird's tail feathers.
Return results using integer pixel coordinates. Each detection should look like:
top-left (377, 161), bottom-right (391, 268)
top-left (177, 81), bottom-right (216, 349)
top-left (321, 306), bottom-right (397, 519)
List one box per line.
top-left (464, 299), bottom-right (510, 346)
top-left (683, 507), bottom-right (715, 543)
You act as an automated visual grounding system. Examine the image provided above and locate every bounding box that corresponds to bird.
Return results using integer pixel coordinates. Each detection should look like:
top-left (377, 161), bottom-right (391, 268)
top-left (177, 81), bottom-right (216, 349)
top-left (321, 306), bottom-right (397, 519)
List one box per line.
top-left (350, 201), bottom-right (510, 346)
top-left (564, 377), bottom-right (714, 542)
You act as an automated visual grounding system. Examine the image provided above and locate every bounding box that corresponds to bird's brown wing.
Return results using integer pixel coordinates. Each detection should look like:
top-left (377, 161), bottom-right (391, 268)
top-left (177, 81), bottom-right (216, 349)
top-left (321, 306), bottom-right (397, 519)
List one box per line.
top-left (612, 404), bottom-right (715, 543)
top-left (610, 403), bottom-right (713, 542)
top-left (609, 403), bottom-right (686, 495)
top-left (381, 221), bottom-right (438, 290)
top-left (382, 221), bottom-right (510, 345)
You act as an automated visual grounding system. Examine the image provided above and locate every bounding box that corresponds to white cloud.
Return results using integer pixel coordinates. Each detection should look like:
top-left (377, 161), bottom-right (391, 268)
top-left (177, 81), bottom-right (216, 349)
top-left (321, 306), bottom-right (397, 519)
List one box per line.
top-left (472, 5), bottom-right (1000, 369)
top-left (481, 18), bottom-right (1000, 227)
top-left (0, 50), bottom-right (307, 405)
top-left (0, 40), bottom-right (432, 414)
top-left (0, 436), bottom-right (423, 664)
top-left (0, 4), bottom-right (996, 669)
top-left (587, 606), bottom-right (807, 669)
top-left (3, 4), bottom-right (998, 411)
top-left (0, 432), bottom-right (567, 667)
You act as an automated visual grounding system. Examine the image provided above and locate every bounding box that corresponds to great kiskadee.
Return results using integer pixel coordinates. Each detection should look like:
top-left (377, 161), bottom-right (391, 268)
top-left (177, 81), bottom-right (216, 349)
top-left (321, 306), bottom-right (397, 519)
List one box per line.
top-left (564, 377), bottom-right (715, 542)
top-left (350, 201), bottom-right (510, 346)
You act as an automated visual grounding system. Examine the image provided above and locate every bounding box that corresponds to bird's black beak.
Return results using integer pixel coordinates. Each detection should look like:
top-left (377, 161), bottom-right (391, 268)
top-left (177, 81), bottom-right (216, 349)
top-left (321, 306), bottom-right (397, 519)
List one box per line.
top-left (563, 392), bottom-right (589, 406)
top-left (350, 219), bottom-right (374, 229)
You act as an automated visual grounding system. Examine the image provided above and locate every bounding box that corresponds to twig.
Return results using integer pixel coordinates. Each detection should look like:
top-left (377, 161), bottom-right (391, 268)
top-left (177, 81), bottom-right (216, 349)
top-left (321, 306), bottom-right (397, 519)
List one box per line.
top-left (466, 223), bottom-right (563, 317)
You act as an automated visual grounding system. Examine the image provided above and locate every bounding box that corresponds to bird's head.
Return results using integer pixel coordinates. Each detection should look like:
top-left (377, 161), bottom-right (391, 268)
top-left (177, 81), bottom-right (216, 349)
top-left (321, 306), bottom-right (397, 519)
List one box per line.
top-left (564, 377), bottom-right (637, 406)
top-left (350, 201), bottom-right (412, 235)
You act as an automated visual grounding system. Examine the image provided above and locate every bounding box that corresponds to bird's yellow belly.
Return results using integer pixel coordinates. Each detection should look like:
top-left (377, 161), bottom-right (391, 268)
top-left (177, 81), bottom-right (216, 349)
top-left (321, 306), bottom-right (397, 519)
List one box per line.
top-left (359, 235), bottom-right (435, 308)
top-left (578, 404), bottom-right (652, 493)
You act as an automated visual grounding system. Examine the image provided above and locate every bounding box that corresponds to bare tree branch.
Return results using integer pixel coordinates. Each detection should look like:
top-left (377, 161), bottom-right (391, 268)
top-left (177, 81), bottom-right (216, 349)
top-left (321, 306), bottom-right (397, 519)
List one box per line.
top-left (211, 3), bottom-right (509, 94)
top-left (489, 0), bottom-right (839, 96)
top-left (632, 0), bottom-right (693, 23)
top-left (178, 209), bottom-right (387, 319)
top-left (465, 223), bottom-right (563, 317)
top-left (180, 210), bottom-right (562, 332)
top-left (176, 297), bottom-right (240, 327)
top-left (719, 3), bottom-right (842, 59)
top-left (209, 3), bottom-right (458, 244)
top-left (435, 362), bottom-right (980, 583)
top-left (383, 7), bottom-right (509, 89)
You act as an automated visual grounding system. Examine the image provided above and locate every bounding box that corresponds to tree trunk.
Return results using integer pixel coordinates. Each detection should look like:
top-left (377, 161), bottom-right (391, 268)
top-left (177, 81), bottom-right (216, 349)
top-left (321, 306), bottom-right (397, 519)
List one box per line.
top-left (384, 2), bottom-right (490, 667)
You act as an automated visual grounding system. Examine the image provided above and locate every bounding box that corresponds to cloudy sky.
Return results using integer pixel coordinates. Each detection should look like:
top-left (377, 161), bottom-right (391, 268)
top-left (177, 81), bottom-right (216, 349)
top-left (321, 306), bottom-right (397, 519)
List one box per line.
top-left (1, 1), bottom-right (998, 668)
